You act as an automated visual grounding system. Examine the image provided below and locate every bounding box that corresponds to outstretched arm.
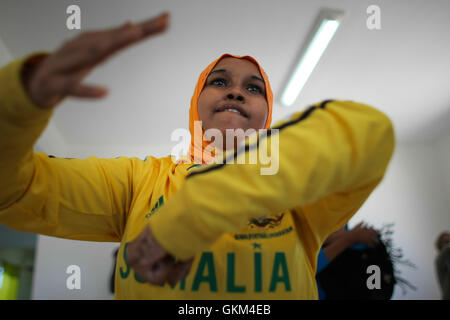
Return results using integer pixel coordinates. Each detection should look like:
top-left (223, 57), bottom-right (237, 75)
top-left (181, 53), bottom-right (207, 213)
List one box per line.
top-left (127, 100), bottom-right (395, 285)
top-left (148, 100), bottom-right (395, 260)
top-left (0, 13), bottom-right (170, 241)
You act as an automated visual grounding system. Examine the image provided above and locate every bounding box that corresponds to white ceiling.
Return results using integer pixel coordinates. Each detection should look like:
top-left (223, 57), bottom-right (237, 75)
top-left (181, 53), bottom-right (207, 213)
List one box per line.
top-left (1, 0), bottom-right (449, 159)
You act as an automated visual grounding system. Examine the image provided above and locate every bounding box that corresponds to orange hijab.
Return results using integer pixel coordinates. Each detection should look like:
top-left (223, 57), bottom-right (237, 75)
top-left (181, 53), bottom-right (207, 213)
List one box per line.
top-left (180, 53), bottom-right (273, 165)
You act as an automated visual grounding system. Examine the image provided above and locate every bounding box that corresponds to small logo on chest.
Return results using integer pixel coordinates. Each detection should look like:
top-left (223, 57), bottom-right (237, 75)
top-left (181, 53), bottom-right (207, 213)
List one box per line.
top-left (145, 195), bottom-right (164, 219)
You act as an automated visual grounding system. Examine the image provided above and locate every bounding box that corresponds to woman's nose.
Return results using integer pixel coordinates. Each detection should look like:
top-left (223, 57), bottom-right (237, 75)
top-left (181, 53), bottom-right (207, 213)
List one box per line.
top-left (226, 92), bottom-right (244, 102)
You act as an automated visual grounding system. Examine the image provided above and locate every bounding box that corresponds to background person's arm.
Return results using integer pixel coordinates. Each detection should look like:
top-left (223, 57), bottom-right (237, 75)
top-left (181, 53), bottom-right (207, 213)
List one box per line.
top-left (322, 234), bottom-right (355, 262)
top-left (322, 223), bottom-right (380, 261)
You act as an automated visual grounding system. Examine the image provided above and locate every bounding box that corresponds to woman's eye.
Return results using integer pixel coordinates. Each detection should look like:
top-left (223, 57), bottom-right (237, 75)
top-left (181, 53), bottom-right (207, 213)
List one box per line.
top-left (248, 85), bottom-right (262, 94)
top-left (211, 78), bottom-right (226, 86)
top-left (210, 78), bottom-right (262, 94)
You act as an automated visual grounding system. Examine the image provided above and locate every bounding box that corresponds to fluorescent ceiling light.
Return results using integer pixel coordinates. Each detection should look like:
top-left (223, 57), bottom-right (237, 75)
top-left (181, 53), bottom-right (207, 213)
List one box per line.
top-left (281, 9), bottom-right (344, 107)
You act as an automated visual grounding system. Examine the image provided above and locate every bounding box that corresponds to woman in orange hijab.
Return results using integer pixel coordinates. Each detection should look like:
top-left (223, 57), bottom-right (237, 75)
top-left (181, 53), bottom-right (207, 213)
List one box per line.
top-left (182, 53), bottom-right (274, 164)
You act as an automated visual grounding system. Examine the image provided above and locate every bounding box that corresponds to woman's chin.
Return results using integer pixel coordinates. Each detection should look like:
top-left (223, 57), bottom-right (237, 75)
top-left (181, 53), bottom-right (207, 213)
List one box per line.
top-left (211, 118), bottom-right (250, 133)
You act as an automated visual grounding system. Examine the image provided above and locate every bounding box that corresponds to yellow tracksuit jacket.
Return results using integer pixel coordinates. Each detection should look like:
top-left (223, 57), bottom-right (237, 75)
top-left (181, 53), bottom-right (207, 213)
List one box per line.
top-left (0, 55), bottom-right (395, 299)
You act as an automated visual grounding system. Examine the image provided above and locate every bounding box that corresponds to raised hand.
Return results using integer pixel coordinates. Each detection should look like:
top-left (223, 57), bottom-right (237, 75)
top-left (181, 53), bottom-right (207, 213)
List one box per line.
top-left (22, 12), bottom-right (170, 109)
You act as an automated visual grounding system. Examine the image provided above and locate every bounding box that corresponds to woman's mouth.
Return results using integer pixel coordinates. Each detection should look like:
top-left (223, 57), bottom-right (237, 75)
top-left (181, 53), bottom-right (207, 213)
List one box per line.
top-left (214, 104), bottom-right (249, 118)
top-left (219, 108), bottom-right (244, 116)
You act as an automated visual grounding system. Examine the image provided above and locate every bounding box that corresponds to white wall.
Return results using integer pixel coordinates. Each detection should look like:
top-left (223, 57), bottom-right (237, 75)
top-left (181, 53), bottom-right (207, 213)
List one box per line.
top-left (435, 129), bottom-right (450, 206)
top-left (32, 236), bottom-right (117, 300)
top-left (0, 35), bottom-right (12, 66)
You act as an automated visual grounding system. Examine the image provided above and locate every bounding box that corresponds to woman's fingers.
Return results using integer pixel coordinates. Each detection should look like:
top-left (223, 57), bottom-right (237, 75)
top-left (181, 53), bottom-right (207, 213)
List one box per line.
top-left (68, 84), bottom-right (109, 98)
top-left (138, 12), bottom-right (170, 40)
top-left (166, 259), bottom-right (194, 287)
top-left (24, 12), bottom-right (170, 109)
top-left (144, 256), bottom-right (177, 285)
top-left (133, 255), bottom-right (192, 286)
top-left (51, 12), bottom-right (169, 74)
top-left (36, 69), bottom-right (107, 100)
top-left (132, 254), bottom-right (193, 287)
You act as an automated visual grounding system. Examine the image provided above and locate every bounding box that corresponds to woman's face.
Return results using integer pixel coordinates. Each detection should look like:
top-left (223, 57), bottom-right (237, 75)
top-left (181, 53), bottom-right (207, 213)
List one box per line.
top-left (197, 57), bottom-right (268, 149)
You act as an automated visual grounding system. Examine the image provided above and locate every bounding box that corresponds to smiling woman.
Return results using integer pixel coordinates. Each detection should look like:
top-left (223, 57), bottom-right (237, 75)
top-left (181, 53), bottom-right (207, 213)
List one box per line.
top-left (198, 58), bottom-right (268, 145)
top-left (200, 60), bottom-right (267, 123)
top-left (194, 55), bottom-right (272, 158)
top-left (0, 11), bottom-right (395, 300)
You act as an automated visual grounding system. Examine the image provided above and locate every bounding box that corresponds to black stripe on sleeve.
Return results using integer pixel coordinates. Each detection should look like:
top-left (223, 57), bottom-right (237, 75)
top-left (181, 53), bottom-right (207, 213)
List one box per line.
top-left (319, 99), bottom-right (334, 109)
top-left (186, 100), bottom-right (333, 179)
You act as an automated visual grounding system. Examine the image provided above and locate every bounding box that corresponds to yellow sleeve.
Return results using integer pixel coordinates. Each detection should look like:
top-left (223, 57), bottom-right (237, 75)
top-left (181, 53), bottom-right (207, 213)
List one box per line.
top-left (149, 100), bottom-right (395, 260)
top-left (0, 55), bottom-right (146, 242)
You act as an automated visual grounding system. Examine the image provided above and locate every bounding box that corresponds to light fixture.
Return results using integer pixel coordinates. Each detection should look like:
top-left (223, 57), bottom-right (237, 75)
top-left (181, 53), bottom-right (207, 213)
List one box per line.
top-left (280, 9), bottom-right (344, 107)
